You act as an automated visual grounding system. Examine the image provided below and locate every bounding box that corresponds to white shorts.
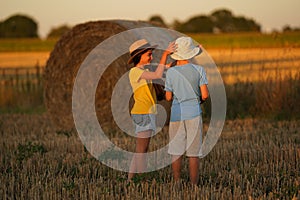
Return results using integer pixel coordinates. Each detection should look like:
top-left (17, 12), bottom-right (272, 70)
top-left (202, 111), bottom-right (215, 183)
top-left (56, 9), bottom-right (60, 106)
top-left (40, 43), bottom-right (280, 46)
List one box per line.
top-left (168, 116), bottom-right (203, 157)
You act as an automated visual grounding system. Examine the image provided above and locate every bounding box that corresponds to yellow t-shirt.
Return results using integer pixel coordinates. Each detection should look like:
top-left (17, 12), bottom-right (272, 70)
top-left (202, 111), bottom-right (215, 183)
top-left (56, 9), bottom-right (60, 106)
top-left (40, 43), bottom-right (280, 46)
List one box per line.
top-left (129, 67), bottom-right (156, 114)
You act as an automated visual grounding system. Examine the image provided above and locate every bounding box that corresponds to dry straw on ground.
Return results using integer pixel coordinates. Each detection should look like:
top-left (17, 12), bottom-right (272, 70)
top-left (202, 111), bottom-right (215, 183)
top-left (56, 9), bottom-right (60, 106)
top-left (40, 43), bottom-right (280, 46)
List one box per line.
top-left (0, 114), bottom-right (299, 199)
top-left (44, 20), bottom-right (175, 132)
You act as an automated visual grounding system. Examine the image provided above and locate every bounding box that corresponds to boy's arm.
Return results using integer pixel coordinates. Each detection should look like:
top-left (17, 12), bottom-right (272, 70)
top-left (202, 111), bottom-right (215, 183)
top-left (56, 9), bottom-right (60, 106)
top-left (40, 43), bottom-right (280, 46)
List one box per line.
top-left (200, 84), bottom-right (209, 103)
top-left (165, 91), bottom-right (173, 101)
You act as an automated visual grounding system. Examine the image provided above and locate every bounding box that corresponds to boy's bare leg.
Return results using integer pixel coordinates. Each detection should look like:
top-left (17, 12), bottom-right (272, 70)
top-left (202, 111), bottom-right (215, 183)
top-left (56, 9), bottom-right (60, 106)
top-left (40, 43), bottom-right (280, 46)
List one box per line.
top-left (188, 157), bottom-right (199, 185)
top-left (171, 155), bottom-right (182, 181)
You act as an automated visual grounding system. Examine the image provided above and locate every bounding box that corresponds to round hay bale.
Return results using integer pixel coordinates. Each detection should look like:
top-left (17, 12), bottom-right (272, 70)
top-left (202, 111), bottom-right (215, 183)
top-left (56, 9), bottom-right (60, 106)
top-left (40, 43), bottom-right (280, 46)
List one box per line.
top-left (44, 20), bottom-right (180, 132)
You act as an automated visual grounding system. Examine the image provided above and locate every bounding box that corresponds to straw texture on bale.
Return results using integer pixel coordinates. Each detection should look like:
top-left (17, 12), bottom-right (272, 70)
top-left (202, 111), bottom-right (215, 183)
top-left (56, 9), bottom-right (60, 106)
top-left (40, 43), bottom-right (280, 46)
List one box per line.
top-left (44, 20), bottom-right (174, 132)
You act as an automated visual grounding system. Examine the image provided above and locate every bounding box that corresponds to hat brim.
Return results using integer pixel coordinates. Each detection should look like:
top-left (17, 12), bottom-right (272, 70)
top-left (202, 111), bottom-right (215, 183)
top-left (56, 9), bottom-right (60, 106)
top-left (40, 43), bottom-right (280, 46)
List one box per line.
top-left (128, 45), bottom-right (158, 64)
top-left (170, 47), bottom-right (202, 61)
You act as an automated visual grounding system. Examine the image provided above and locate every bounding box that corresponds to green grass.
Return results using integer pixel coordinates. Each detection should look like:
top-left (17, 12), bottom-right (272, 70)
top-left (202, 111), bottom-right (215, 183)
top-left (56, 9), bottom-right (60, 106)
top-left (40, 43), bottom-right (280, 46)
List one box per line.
top-left (0, 32), bottom-right (300, 52)
top-left (0, 38), bottom-right (58, 52)
top-left (188, 31), bottom-right (300, 48)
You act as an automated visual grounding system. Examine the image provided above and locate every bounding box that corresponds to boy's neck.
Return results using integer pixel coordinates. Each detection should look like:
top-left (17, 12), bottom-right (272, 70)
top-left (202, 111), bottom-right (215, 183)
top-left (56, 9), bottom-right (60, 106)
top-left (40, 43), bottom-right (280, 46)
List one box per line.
top-left (176, 60), bottom-right (189, 66)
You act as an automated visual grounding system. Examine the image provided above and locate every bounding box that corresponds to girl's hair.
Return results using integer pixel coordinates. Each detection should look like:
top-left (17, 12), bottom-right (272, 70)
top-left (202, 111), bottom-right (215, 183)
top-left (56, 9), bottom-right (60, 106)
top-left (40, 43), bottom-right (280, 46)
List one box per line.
top-left (132, 53), bottom-right (142, 66)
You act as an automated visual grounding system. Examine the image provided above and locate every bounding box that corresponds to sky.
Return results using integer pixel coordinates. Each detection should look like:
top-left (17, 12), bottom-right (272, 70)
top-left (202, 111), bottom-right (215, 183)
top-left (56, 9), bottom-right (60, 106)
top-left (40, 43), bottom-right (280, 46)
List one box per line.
top-left (1, 0), bottom-right (300, 38)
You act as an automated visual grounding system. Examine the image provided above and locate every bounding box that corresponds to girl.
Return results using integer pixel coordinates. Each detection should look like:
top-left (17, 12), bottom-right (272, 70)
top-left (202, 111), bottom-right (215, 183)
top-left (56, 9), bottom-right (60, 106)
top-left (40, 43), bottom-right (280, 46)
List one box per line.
top-left (128, 39), bottom-right (176, 180)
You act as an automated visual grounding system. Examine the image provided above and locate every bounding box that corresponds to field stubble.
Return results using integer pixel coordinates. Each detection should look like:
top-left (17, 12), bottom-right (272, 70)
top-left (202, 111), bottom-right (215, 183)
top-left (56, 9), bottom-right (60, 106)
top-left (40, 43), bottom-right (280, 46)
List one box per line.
top-left (0, 114), bottom-right (299, 199)
top-left (0, 47), bottom-right (299, 198)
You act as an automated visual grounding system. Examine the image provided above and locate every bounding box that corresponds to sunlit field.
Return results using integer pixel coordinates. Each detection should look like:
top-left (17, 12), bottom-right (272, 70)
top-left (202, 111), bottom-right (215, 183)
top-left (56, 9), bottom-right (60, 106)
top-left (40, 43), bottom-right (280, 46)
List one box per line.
top-left (0, 114), bottom-right (299, 199)
top-left (0, 32), bottom-right (299, 199)
top-left (209, 48), bottom-right (300, 84)
top-left (0, 51), bottom-right (49, 68)
top-left (2, 47), bottom-right (299, 118)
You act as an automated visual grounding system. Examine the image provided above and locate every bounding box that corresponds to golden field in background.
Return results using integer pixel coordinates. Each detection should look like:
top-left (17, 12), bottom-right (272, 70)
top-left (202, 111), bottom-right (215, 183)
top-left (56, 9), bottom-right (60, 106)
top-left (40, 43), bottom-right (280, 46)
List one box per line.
top-left (0, 47), bottom-right (299, 84)
top-left (208, 47), bottom-right (300, 84)
top-left (0, 51), bottom-right (50, 68)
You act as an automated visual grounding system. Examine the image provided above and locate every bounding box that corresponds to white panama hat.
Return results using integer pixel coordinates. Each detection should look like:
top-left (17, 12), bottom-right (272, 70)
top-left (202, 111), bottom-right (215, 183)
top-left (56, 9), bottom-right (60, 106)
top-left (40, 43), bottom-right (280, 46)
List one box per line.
top-left (170, 37), bottom-right (202, 60)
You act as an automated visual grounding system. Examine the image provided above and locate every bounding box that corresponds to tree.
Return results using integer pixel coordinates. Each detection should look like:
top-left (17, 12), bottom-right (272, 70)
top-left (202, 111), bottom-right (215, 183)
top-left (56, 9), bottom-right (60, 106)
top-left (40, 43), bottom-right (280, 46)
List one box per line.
top-left (173, 9), bottom-right (261, 33)
top-left (177, 15), bottom-right (214, 33)
top-left (233, 17), bottom-right (260, 32)
top-left (171, 19), bottom-right (182, 30)
top-left (0, 14), bottom-right (38, 38)
top-left (148, 15), bottom-right (167, 27)
top-left (47, 24), bottom-right (71, 38)
top-left (211, 9), bottom-right (260, 32)
top-left (211, 9), bottom-right (235, 32)
top-left (282, 25), bottom-right (292, 32)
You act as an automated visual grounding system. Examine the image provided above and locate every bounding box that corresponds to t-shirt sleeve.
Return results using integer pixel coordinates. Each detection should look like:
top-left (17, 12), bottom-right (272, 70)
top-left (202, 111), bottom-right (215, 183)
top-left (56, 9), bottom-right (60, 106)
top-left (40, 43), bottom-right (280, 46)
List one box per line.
top-left (130, 67), bottom-right (144, 83)
top-left (198, 66), bottom-right (208, 86)
top-left (164, 70), bottom-right (173, 92)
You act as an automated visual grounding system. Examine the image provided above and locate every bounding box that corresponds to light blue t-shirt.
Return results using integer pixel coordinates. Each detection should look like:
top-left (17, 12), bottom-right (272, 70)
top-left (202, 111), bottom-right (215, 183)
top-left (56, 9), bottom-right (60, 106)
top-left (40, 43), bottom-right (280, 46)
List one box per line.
top-left (165, 63), bottom-right (208, 122)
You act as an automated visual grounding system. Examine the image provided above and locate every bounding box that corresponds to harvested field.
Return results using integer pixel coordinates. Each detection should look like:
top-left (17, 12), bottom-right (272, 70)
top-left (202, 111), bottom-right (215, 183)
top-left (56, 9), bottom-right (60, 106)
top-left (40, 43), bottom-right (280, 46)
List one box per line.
top-left (208, 47), bottom-right (300, 84)
top-left (0, 114), bottom-right (299, 199)
top-left (0, 51), bottom-right (50, 68)
top-left (0, 46), bottom-right (299, 119)
top-left (0, 30), bottom-right (299, 199)
top-left (0, 47), bottom-right (298, 81)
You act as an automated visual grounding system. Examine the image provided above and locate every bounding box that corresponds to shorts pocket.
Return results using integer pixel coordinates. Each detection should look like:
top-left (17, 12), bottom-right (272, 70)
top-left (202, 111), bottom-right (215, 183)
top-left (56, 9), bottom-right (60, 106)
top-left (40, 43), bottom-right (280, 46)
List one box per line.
top-left (132, 114), bottom-right (151, 127)
top-left (132, 115), bottom-right (143, 125)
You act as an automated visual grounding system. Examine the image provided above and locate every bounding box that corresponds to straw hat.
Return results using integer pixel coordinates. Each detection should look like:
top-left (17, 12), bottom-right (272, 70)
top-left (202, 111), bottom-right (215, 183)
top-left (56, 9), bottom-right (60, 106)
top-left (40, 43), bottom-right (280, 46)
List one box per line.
top-left (127, 39), bottom-right (157, 64)
top-left (170, 37), bottom-right (202, 60)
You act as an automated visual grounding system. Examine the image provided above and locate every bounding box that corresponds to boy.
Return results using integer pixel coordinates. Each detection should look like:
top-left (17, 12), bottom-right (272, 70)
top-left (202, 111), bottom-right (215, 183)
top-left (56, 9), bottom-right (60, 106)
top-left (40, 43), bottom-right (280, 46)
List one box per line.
top-left (165, 36), bottom-right (209, 184)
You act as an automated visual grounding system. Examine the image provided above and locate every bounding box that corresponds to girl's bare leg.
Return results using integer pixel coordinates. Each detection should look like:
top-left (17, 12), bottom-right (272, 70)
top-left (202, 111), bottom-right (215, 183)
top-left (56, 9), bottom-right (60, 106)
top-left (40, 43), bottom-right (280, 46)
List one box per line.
top-left (128, 130), bottom-right (151, 180)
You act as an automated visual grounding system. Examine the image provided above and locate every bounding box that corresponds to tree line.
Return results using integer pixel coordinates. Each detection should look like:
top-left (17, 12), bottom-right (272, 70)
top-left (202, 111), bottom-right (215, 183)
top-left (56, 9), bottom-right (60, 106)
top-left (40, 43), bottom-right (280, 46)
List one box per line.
top-left (0, 9), bottom-right (299, 39)
top-left (151, 9), bottom-right (261, 33)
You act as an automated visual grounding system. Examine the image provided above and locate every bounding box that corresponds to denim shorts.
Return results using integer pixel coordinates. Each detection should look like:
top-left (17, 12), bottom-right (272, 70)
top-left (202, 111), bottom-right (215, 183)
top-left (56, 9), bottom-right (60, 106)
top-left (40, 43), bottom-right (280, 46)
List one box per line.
top-left (131, 114), bottom-right (156, 134)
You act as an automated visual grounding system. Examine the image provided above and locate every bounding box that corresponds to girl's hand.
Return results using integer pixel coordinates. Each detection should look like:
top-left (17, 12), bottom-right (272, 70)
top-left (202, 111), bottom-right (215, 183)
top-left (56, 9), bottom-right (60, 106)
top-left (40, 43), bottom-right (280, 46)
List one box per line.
top-left (165, 60), bottom-right (177, 69)
top-left (165, 41), bottom-right (177, 55)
